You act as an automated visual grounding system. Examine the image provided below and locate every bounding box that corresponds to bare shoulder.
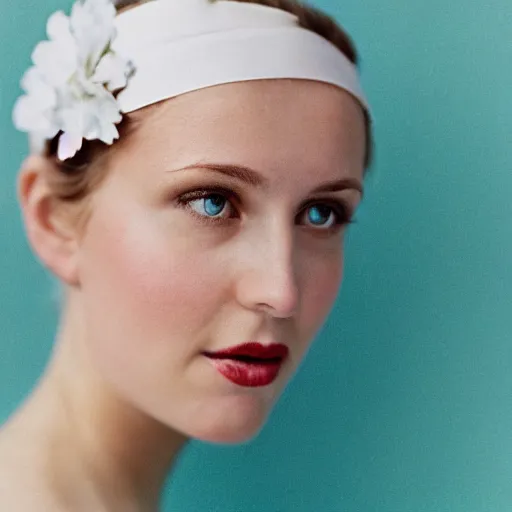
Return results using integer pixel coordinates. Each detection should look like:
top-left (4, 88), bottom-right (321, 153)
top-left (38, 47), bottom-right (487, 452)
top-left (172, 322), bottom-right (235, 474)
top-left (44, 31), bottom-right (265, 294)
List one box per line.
top-left (0, 424), bottom-right (63, 512)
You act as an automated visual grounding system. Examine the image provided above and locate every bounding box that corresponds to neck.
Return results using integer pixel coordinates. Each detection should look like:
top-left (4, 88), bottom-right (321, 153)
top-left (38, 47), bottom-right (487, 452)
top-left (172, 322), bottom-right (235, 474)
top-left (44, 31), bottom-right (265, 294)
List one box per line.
top-left (6, 295), bottom-right (189, 512)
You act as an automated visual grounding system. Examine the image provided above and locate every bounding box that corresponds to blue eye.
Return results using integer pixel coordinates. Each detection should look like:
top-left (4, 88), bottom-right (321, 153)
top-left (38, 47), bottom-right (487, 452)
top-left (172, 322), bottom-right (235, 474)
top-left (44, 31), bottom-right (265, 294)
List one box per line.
top-left (200, 194), bottom-right (229, 217)
top-left (307, 204), bottom-right (336, 228)
top-left (176, 187), bottom-right (355, 231)
top-left (184, 192), bottom-right (232, 220)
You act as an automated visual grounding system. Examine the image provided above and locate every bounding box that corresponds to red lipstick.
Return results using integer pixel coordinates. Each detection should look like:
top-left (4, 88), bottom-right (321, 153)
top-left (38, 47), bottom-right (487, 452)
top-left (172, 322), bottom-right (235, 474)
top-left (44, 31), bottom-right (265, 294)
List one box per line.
top-left (203, 342), bottom-right (289, 387)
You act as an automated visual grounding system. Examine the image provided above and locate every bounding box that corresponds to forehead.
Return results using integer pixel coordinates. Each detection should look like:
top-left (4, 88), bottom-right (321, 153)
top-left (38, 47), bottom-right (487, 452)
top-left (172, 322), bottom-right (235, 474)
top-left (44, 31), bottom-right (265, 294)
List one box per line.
top-left (119, 79), bottom-right (366, 182)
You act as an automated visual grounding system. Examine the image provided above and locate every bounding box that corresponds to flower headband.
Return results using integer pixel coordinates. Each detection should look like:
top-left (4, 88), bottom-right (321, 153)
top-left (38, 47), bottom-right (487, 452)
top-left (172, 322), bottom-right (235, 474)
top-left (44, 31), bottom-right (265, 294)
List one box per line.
top-left (13, 0), bottom-right (371, 162)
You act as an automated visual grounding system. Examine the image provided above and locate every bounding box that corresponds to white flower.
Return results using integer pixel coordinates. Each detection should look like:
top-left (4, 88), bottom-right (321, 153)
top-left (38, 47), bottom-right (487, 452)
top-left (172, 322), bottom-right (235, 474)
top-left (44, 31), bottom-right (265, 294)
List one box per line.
top-left (12, 0), bottom-right (135, 161)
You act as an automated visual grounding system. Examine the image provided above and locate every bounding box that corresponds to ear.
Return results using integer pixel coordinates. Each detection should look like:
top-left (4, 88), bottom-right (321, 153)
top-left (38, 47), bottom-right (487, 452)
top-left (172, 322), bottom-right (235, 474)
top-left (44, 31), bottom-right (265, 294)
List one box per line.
top-left (16, 155), bottom-right (81, 287)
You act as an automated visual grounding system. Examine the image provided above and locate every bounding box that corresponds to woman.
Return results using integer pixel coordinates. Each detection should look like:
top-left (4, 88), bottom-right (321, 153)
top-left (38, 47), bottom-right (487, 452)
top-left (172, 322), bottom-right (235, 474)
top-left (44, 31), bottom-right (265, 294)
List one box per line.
top-left (0, 0), bottom-right (374, 510)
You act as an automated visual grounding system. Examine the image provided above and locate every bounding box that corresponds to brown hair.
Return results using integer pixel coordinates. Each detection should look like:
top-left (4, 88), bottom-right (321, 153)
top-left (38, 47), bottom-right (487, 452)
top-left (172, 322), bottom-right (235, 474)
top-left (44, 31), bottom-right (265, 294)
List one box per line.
top-left (42, 0), bottom-right (374, 223)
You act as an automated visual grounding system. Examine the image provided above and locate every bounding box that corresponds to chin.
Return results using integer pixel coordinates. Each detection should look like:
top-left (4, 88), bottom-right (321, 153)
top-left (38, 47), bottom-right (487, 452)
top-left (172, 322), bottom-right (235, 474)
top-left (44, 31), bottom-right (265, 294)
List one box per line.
top-left (177, 403), bottom-right (271, 445)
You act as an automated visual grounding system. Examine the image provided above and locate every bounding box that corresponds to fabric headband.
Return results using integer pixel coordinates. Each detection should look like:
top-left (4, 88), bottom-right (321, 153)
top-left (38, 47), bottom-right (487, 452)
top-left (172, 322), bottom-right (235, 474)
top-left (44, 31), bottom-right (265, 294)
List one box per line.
top-left (12, 0), bottom-right (371, 161)
top-left (114, 0), bottom-right (370, 113)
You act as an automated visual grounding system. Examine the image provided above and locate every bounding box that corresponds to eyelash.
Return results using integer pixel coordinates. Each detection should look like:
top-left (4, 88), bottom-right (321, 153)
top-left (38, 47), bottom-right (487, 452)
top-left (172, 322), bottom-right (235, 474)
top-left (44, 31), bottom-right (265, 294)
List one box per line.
top-left (176, 186), bottom-right (357, 233)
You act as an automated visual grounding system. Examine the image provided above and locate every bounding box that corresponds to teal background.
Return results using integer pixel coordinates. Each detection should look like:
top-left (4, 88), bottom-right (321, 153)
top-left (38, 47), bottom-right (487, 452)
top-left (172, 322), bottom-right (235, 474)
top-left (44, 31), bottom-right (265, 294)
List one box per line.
top-left (1, 0), bottom-right (512, 510)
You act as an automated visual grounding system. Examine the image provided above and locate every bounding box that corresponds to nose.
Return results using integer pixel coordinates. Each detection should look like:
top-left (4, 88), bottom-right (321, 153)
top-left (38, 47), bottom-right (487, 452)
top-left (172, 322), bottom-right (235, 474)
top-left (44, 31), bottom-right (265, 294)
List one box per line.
top-left (234, 223), bottom-right (300, 319)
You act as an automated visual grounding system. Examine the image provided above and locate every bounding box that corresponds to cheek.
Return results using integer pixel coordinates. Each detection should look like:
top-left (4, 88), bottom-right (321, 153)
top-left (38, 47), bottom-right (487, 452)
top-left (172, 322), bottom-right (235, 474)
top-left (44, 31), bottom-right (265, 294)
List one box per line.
top-left (79, 203), bottom-right (224, 367)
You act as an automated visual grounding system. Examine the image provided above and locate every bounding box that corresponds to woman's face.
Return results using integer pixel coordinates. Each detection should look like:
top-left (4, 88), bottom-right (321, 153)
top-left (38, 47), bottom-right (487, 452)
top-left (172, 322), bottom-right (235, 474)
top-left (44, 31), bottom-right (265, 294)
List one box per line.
top-left (76, 79), bottom-right (366, 443)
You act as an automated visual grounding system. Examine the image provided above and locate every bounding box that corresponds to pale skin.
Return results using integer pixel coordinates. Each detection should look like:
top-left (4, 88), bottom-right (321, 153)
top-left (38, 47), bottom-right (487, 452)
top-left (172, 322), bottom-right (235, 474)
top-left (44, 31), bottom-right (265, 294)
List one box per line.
top-left (0, 79), bottom-right (366, 511)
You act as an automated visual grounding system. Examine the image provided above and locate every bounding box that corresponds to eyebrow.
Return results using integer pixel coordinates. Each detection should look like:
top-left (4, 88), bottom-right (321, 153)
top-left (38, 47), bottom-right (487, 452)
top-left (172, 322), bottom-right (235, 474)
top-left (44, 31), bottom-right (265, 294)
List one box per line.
top-left (168, 162), bottom-right (364, 198)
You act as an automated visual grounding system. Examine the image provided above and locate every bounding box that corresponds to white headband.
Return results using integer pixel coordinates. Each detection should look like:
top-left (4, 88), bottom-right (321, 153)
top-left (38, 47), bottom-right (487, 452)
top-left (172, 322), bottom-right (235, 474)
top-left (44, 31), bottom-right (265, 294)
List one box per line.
top-left (114, 0), bottom-right (369, 113)
top-left (13, 0), bottom-right (370, 160)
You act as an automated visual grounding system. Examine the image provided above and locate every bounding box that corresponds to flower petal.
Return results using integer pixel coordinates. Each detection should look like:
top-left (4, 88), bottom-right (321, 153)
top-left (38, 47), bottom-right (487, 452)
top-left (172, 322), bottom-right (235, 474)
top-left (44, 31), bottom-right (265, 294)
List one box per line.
top-left (20, 68), bottom-right (57, 109)
top-left (81, 91), bottom-right (121, 138)
top-left (12, 95), bottom-right (59, 138)
top-left (46, 11), bottom-right (72, 42)
top-left (98, 119), bottom-right (119, 145)
top-left (32, 40), bottom-right (78, 87)
top-left (92, 52), bottom-right (131, 90)
top-left (20, 66), bottom-right (42, 93)
top-left (71, 0), bottom-right (116, 70)
top-left (58, 132), bottom-right (83, 161)
top-left (59, 101), bottom-right (87, 137)
top-left (96, 91), bottom-right (123, 123)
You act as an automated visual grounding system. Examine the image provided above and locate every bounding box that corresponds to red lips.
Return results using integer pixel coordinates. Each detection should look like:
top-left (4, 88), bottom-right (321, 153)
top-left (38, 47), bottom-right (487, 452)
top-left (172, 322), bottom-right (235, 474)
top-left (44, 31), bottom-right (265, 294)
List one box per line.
top-left (203, 342), bottom-right (289, 361)
top-left (203, 342), bottom-right (289, 387)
